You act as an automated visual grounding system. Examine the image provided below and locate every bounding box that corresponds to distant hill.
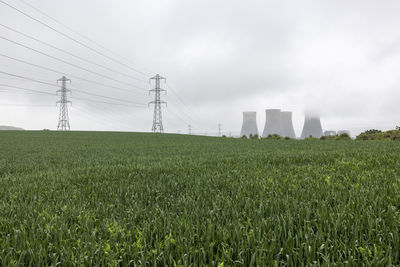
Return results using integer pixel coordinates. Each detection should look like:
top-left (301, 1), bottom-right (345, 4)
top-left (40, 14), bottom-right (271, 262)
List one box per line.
top-left (0, 125), bottom-right (24, 130)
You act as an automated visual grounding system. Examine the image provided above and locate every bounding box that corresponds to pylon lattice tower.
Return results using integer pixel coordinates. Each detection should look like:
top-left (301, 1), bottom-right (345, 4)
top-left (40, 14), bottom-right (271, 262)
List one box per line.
top-left (56, 76), bottom-right (71, 131)
top-left (149, 74), bottom-right (167, 133)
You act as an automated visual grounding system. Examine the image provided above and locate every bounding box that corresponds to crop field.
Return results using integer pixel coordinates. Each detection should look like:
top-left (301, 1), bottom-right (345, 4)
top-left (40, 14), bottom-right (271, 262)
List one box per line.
top-left (0, 131), bottom-right (399, 265)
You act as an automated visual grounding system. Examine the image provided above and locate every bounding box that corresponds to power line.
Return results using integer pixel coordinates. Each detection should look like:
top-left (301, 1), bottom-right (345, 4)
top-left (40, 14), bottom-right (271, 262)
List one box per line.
top-left (167, 92), bottom-right (197, 124)
top-left (17, 0), bottom-right (155, 77)
top-left (0, 23), bottom-right (148, 83)
top-left (71, 96), bottom-right (145, 107)
top-left (167, 84), bottom-right (199, 122)
top-left (0, 35), bottom-right (148, 91)
top-left (70, 105), bottom-right (128, 131)
top-left (0, 73), bottom-right (196, 131)
top-left (165, 83), bottom-right (208, 133)
top-left (0, 0), bottom-right (196, 132)
top-left (71, 89), bottom-right (146, 106)
top-left (166, 106), bottom-right (210, 135)
top-left (0, 71), bottom-right (146, 105)
top-left (0, 83), bottom-right (54, 96)
top-left (0, 71), bottom-right (61, 88)
top-left (0, 83), bottom-right (145, 108)
top-left (0, 62), bottom-right (63, 80)
top-left (0, 102), bottom-right (54, 107)
top-left (167, 106), bottom-right (190, 127)
top-left (166, 100), bottom-right (206, 134)
top-left (71, 87), bottom-right (146, 106)
top-left (71, 103), bottom-right (142, 131)
top-left (0, 90), bottom-right (54, 97)
top-left (0, 0), bottom-right (152, 77)
top-left (0, 53), bottom-right (146, 96)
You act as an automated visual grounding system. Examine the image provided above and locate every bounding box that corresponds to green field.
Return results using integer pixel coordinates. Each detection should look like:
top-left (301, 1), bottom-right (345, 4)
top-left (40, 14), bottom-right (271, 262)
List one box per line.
top-left (0, 131), bottom-right (399, 265)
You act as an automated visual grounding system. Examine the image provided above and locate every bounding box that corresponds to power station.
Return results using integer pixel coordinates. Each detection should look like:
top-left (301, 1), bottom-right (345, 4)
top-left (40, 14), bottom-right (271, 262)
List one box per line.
top-left (240, 111), bottom-right (259, 137)
top-left (281, 111), bottom-right (296, 138)
top-left (300, 114), bottom-right (323, 139)
top-left (240, 109), bottom-right (326, 139)
top-left (262, 109), bottom-right (284, 137)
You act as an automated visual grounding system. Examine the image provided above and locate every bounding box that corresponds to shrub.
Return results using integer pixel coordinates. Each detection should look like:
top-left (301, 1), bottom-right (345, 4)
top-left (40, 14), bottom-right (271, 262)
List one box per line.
top-left (336, 133), bottom-right (351, 140)
top-left (364, 129), bottom-right (382, 135)
top-left (304, 135), bottom-right (319, 140)
top-left (250, 134), bottom-right (259, 140)
top-left (263, 134), bottom-right (283, 140)
top-left (356, 128), bottom-right (400, 140)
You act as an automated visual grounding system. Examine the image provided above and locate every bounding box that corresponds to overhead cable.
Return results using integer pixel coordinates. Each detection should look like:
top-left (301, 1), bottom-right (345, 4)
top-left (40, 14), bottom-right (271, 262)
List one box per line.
top-left (0, 23), bottom-right (148, 83)
top-left (0, 35), bottom-right (147, 91)
top-left (0, 0), bottom-right (152, 77)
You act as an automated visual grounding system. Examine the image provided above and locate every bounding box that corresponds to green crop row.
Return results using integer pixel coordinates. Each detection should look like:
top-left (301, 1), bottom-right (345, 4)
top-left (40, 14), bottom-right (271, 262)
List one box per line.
top-left (0, 131), bottom-right (399, 265)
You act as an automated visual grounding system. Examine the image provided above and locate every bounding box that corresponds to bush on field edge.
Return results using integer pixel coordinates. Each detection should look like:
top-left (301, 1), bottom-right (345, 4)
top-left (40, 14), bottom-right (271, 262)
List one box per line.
top-left (356, 127), bottom-right (400, 140)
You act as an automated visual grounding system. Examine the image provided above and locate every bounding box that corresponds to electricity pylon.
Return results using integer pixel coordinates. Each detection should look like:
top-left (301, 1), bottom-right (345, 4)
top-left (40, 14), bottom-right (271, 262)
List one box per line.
top-left (149, 74), bottom-right (166, 133)
top-left (56, 76), bottom-right (71, 131)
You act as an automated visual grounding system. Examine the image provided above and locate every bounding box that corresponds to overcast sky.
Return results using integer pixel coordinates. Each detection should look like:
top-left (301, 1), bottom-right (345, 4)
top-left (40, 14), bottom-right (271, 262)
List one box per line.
top-left (1, 0), bottom-right (399, 136)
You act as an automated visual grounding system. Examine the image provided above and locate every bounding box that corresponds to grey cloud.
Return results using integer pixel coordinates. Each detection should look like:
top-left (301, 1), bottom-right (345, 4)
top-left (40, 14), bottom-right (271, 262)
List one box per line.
top-left (0, 0), bottom-right (399, 134)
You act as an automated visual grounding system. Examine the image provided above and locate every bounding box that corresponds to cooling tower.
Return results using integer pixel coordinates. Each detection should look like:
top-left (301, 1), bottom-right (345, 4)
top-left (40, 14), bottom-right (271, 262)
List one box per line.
top-left (300, 114), bottom-right (323, 139)
top-left (281, 111), bottom-right (296, 138)
top-left (262, 109), bottom-right (284, 137)
top-left (240, 111), bottom-right (259, 137)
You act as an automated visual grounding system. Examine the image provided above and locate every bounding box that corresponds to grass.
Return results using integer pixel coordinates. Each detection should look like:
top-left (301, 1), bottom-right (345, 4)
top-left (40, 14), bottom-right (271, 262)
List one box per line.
top-left (0, 131), bottom-right (399, 265)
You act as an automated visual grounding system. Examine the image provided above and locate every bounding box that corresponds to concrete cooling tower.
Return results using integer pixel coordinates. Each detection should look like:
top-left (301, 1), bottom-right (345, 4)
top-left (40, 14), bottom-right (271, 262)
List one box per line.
top-left (300, 114), bottom-right (323, 139)
top-left (262, 109), bottom-right (284, 137)
top-left (240, 111), bottom-right (259, 137)
top-left (281, 111), bottom-right (296, 138)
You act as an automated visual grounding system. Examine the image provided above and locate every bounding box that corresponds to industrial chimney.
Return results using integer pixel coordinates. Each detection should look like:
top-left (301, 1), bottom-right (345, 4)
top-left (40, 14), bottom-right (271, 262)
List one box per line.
top-left (240, 111), bottom-right (259, 137)
top-left (281, 111), bottom-right (296, 138)
top-left (262, 109), bottom-right (284, 137)
top-left (300, 113), bottom-right (323, 139)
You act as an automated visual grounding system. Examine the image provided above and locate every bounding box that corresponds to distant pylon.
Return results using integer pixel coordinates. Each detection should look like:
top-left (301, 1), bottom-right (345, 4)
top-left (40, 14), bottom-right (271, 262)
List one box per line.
top-left (218, 123), bottom-right (222, 136)
top-left (56, 76), bottom-right (71, 131)
top-left (149, 74), bottom-right (167, 133)
top-left (188, 125), bottom-right (192, 135)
